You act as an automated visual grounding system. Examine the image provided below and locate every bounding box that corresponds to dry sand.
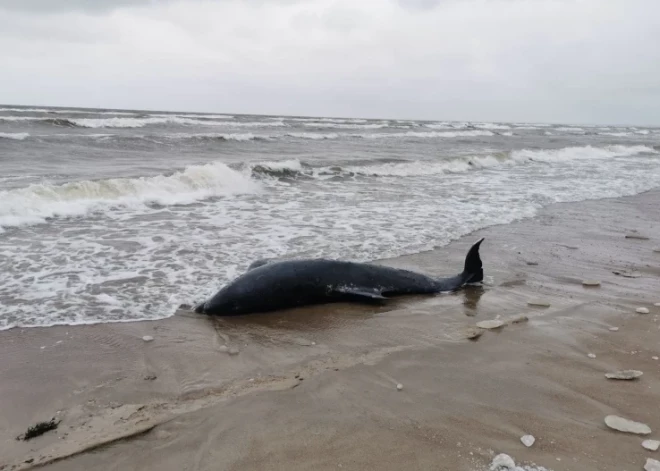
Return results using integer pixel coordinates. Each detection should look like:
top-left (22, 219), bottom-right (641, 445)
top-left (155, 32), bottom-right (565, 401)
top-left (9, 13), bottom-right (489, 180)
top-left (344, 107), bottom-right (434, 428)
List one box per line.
top-left (1, 190), bottom-right (660, 471)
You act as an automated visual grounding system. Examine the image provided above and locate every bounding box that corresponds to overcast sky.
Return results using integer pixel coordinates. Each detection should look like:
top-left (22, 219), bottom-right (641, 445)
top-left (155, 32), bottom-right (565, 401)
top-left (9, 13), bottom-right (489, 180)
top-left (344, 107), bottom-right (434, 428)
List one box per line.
top-left (1, 0), bottom-right (658, 124)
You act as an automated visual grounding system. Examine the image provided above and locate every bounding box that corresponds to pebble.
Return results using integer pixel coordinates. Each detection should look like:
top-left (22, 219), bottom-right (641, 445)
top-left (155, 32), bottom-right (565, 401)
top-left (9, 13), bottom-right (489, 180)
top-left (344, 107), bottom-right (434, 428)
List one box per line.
top-left (520, 434), bottom-right (535, 447)
top-left (605, 370), bottom-right (643, 380)
top-left (218, 345), bottom-right (229, 353)
top-left (144, 374), bottom-right (157, 381)
top-left (653, 356), bottom-right (659, 361)
top-left (637, 307), bottom-right (650, 314)
top-left (643, 440), bottom-right (660, 451)
top-left (609, 327), bottom-right (619, 332)
top-left (527, 299), bottom-right (551, 307)
top-left (582, 280), bottom-right (601, 286)
top-left (396, 383), bottom-right (403, 391)
top-left (228, 347), bottom-right (240, 356)
top-left (654, 303), bottom-right (660, 307)
top-left (605, 415), bottom-right (652, 435)
top-left (526, 261), bottom-right (539, 266)
top-left (476, 319), bottom-right (505, 330)
top-left (646, 458), bottom-right (660, 471)
top-left (654, 247), bottom-right (660, 253)
top-left (490, 453), bottom-right (516, 470)
top-left (465, 327), bottom-right (484, 340)
top-left (588, 353), bottom-right (596, 358)
top-left (142, 336), bottom-right (154, 342)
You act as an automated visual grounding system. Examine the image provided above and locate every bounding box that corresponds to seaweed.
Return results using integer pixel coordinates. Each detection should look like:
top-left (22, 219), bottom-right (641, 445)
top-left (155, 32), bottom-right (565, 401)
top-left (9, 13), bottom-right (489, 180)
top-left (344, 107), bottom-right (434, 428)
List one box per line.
top-left (16, 418), bottom-right (61, 441)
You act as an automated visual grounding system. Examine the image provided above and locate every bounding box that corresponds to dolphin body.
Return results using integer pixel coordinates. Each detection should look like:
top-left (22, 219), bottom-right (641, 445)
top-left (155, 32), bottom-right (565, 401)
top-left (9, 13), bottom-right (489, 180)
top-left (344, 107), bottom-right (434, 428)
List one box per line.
top-left (194, 238), bottom-right (485, 316)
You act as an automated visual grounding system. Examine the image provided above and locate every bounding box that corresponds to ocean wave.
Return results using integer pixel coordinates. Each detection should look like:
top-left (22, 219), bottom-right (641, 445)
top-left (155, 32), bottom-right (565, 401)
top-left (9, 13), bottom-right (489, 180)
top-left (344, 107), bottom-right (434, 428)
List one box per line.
top-left (0, 108), bottom-right (136, 115)
top-left (285, 132), bottom-right (341, 140)
top-left (250, 159), bottom-right (305, 178)
top-left (287, 117), bottom-right (368, 124)
top-left (164, 132), bottom-right (267, 142)
top-left (249, 145), bottom-right (657, 180)
top-left (599, 132), bottom-right (633, 137)
top-left (474, 123), bottom-right (511, 130)
top-left (0, 132), bottom-right (29, 140)
top-left (361, 130), bottom-right (495, 139)
top-left (302, 122), bottom-right (391, 129)
top-left (150, 113), bottom-right (234, 120)
top-left (0, 162), bottom-right (259, 231)
top-left (555, 127), bottom-right (586, 133)
top-left (0, 115), bottom-right (285, 129)
top-left (423, 123), bottom-right (456, 129)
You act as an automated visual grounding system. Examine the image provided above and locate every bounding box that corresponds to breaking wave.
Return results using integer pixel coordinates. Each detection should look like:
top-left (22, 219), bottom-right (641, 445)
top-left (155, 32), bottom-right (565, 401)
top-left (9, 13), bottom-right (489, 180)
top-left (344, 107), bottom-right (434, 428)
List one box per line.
top-left (249, 145), bottom-right (657, 179)
top-left (0, 132), bottom-right (29, 140)
top-left (0, 162), bottom-right (259, 231)
top-left (0, 116), bottom-right (285, 129)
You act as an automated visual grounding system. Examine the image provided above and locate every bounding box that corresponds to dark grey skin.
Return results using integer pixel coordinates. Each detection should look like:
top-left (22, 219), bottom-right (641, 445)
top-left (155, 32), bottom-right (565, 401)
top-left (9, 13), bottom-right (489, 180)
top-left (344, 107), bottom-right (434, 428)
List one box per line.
top-left (194, 238), bottom-right (485, 316)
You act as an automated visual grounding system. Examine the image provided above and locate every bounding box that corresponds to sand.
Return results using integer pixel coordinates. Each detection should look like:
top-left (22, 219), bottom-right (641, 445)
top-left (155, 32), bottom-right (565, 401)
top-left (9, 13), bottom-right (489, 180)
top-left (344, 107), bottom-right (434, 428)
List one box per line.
top-left (1, 190), bottom-right (660, 471)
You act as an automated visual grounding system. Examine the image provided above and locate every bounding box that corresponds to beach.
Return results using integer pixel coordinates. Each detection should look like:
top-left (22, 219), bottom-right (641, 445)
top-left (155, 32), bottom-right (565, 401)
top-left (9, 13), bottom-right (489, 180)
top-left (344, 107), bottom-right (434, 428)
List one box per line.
top-left (1, 189), bottom-right (659, 471)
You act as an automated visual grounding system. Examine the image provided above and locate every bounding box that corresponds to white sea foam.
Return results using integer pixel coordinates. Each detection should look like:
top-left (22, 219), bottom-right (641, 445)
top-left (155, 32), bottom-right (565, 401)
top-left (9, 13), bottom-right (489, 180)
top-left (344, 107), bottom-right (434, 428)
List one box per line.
top-left (0, 132), bottom-right (29, 140)
top-left (599, 131), bottom-right (633, 137)
top-left (474, 123), bottom-right (511, 130)
top-left (286, 132), bottom-right (341, 140)
top-left (302, 122), bottom-right (390, 129)
top-left (0, 115), bottom-right (285, 128)
top-left (424, 123), bottom-right (455, 129)
top-left (555, 126), bottom-right (585, 133)
top-left (150, 113), bottom-right (234, 119)
top-left (362, 130), bottom-right (495, 139)
top-left (509, 144), bottom-right (655, 163)
top-left (0, 162), bottom-right (259, 230)
top-left (1, 143), bottom-right (659, 330)
top-left (288, 117), bottom-right (368, 124)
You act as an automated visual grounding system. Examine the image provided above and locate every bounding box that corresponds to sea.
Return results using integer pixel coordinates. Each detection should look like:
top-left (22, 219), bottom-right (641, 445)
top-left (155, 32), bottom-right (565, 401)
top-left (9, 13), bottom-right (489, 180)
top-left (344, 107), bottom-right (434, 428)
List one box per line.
top-left (1, 105), bottom-right (659, 330)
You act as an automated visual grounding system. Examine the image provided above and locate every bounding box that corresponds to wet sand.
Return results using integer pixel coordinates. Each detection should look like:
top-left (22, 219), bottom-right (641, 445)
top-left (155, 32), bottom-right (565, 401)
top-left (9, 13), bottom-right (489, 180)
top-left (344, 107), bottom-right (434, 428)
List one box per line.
top-left (1, 190), bottom-right (660, 471)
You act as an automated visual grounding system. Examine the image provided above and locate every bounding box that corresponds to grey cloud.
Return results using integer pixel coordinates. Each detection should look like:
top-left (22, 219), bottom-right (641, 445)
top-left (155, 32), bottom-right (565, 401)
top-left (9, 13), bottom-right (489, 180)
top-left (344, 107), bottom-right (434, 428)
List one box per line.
top-left (0, 0), bottom-right (166, 13)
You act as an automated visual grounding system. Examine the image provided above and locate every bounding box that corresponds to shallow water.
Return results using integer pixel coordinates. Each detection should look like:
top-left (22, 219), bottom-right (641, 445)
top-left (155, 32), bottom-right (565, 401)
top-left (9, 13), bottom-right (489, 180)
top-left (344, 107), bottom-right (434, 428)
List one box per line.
top-left (1, 105), bottom-right (659, 329)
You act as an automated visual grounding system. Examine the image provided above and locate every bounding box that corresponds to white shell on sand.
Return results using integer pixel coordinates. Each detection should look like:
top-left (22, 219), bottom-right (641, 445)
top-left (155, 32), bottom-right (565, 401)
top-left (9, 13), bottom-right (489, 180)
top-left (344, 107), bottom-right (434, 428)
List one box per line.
top-left (520, 434), bottom-right (535, 447)
top-left (396, 383), bottom-right (403, 391)
top-left (490, 453), bottom-right (516, 470)
top-left (218, 345), bottom-right (229, 353)
top-left (476, 319), bottom-right (505, 330)
top-left (646, 458), bottom-right (660, 471)
top-left (605, 415), bottom-right (652, 435)
top-left (142, 335), bottom-right (154, 342)
top-left (654, 303), bottom-right (660, 307)
top-left (643, 440), bottom-right (660, 451)
top-left (637, 307), bottom-right (650, 314)
top-left (605, 370), bottom-right (643, 380)
top-left (653, 356), bottom-right (659, 361)
top-left (582, 280), bottom-right (601, 286)
top-left (527, 299), bottom-right (551, 307)
top-left (588, 353), bottom-right (596, 358)
top-left (609, 327), bottom-right (620, 332)
top-left (653, 247), bottom-right (660, 253)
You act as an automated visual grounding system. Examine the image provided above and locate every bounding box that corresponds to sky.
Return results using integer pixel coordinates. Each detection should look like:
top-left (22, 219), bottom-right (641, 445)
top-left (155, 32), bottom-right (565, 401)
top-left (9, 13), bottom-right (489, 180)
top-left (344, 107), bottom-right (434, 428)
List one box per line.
top-left (0, 0), bottom-right (659, 125)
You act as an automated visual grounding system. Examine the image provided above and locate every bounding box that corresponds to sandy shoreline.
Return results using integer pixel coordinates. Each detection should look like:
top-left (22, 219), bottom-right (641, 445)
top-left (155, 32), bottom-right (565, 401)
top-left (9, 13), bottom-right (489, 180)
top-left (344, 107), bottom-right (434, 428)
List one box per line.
top-left (2, 190), bottom-right (660, 470)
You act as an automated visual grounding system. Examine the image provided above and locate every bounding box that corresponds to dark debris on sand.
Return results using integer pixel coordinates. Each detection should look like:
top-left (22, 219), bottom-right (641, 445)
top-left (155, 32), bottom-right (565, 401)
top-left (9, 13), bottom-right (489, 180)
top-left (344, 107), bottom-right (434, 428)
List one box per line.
top-left (16, 418), bottom-right (61, 441)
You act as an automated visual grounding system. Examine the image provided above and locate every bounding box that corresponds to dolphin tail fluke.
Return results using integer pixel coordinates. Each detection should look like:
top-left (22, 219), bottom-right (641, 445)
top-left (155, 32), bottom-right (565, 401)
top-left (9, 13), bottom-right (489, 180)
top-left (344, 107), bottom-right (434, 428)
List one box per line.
top-left (463, 237), bottom-right (484, 283)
